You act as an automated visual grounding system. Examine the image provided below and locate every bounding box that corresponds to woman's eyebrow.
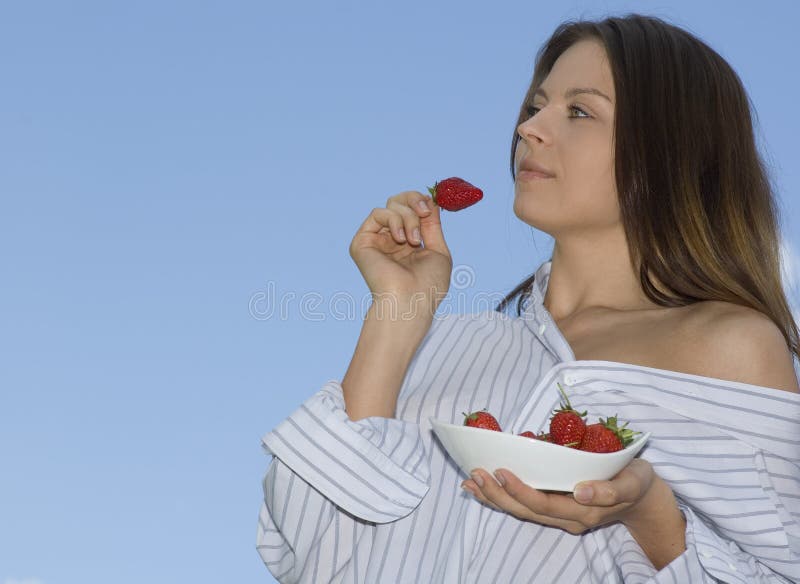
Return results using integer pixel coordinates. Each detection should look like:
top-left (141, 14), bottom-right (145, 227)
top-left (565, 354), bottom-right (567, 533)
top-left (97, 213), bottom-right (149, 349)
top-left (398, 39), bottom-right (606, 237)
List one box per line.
top-left (534, 86), bottom-right (613, 103)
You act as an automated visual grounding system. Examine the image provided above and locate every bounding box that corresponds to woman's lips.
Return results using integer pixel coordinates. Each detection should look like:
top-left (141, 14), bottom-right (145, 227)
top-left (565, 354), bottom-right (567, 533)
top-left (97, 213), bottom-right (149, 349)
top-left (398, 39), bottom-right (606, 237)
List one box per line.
top-left (517, 169), bottom-right (555, 180)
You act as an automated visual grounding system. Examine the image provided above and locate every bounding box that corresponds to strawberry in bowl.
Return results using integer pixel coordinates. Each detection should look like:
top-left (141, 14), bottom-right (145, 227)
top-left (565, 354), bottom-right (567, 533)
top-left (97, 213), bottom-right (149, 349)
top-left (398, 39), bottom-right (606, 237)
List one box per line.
top-left (430, 387), bottom-right (649, 492)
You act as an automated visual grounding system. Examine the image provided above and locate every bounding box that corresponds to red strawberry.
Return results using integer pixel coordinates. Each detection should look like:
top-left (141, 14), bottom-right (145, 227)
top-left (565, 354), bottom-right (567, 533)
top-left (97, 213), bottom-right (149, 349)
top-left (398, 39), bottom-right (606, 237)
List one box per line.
top-left (579, 416), bottom-right (638, 453)
top-left (520, 430), bottom-right (552, 442)
top-left (427, 177), bottom-right (483, 211)
top-left (548, 383), bottom-right (587, 448)
top-left (463, 409), bottom-right (502, 431)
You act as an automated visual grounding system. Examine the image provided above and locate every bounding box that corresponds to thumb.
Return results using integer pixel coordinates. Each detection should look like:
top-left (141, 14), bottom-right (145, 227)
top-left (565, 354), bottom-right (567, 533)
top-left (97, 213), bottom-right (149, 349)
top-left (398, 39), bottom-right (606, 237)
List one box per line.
top-left (419, 198), bottom-right (450, 256)
top-left (573, 459), bottom-right (654, 506)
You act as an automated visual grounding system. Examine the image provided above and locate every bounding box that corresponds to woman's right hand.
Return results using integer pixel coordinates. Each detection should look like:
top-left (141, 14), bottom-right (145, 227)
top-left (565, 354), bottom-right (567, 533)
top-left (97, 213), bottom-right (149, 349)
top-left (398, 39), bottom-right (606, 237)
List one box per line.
top-left (349, 191), bottom-right (453, 322)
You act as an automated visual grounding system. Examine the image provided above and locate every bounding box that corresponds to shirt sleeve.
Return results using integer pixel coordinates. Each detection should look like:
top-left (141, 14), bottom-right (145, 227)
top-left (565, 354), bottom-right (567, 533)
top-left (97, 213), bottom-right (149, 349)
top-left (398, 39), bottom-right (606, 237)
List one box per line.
top-left (260, 379), bottom-right (430, 523)
top-left (256, 316), bottom-right (447, 581)
top-left (256, 453), bottom-right (379, 584)
top-left (255, 381), bottom-right (430, 582)
top-left (616, 502), bottom-right (798, 583)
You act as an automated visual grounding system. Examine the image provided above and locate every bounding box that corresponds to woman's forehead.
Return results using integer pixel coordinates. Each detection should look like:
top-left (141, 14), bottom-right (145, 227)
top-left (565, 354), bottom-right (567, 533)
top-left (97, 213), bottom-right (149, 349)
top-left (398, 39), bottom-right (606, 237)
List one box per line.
top-left (539, 40), bottom-right (615, 104)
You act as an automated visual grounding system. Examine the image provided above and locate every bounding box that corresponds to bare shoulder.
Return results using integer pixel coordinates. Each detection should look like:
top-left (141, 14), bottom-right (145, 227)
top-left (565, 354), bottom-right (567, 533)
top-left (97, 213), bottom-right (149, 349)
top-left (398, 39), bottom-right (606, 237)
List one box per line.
top-left (675, 301), bottom-right (800, 393)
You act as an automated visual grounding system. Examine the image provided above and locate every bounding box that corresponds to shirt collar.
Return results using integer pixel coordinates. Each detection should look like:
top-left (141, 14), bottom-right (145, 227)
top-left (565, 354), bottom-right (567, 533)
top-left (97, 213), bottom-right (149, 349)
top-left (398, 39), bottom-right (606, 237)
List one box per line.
top-left (521, 258), bottom-right (577, 363)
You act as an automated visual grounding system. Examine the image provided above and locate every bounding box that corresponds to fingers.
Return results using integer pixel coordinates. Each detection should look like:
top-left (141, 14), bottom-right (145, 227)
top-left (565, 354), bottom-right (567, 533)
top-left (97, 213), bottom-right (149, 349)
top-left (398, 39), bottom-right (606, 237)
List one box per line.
top-left (465, 469), bottom-right (546, 519)
top-left (482, 469), bottom-right (575, 520)
top-left (463, 469), bottom-right (586, 534)
top-left (386, 190), bottom-right (433, 217)
top-left (392, 191), bottom-right (450, 256)
top-left (462, 483), bottom-right (502, 511)
top-left (355, 190), bottom-right (450, 256)
top-left (355, 207), bottom-right (410, 244)
top-left (462, 463), bottom-right (657, 535)
top-left (573, 459), bottom-right (654, 507)
top-left (417, 195), bottom-right (449, 256)
top-left (387, 196), bottom-right (430, 246)
top-left (462, 472), bottom-right (523, 514)
top-left (355, 192), bottom-right (435, 247)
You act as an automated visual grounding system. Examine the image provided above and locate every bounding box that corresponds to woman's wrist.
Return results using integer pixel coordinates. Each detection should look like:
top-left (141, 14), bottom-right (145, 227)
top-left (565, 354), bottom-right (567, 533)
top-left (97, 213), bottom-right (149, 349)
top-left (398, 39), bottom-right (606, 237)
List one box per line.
top-left (341, 302), bottom-right (432, 421)
top-left (621, 475), bottom-right (687, 570)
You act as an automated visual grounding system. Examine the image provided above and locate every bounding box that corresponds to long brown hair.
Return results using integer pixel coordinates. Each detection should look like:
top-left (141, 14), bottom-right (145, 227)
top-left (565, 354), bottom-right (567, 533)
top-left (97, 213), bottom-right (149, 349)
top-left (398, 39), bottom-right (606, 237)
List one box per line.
top-left (495, 13), bottom-right (800, 361)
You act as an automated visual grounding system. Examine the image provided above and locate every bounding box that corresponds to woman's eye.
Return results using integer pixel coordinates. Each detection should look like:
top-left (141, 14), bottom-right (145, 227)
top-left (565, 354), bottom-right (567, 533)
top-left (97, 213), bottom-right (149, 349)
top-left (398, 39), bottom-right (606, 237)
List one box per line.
top-left (524, 104), bottom-right (589, 118)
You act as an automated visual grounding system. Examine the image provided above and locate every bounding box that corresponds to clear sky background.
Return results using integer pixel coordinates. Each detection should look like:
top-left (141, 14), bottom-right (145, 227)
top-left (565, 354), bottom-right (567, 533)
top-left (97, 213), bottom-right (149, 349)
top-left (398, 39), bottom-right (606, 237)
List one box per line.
top-left (1, 1), bottom-right (798, 583)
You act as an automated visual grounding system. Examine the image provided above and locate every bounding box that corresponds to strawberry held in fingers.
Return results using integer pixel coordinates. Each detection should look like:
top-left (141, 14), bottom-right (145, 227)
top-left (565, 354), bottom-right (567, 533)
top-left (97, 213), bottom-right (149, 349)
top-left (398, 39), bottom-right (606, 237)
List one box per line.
top-left (427, 177), bottom-right (483, 211)
top-left (462, 409), bottom-right (502, 432)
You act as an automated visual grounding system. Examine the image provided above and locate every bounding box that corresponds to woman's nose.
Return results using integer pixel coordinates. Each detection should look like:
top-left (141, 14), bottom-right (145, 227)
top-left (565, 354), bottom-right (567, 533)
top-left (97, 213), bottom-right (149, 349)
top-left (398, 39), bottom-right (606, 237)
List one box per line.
top-left (517, 117), bottom-right (548, 145)
top-left (517, 119), bottom-right (546, 142)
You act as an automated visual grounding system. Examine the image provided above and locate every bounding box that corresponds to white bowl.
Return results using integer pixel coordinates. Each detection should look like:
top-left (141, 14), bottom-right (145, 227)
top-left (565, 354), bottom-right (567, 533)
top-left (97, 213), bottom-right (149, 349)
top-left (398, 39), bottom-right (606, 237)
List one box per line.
top-left (429, 417), bottom-right (650, 492)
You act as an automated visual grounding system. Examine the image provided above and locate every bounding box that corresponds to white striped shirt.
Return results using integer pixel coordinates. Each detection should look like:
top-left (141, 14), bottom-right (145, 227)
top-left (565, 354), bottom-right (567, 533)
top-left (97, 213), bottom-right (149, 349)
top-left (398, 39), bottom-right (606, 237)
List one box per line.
top-left (257, 259), bottom-right (800, 583)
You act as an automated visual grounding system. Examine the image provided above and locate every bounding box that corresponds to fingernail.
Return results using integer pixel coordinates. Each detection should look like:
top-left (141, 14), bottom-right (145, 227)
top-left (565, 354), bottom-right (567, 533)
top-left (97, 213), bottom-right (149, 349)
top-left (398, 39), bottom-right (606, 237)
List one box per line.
top-left (494, 470), bottom-right (506, 486)
top-left (412, 227), bottom-right (421, 243)
top-left (418, 200), bottom-right (429, 212)
top-left (470, 472), bottom-right (484, 488)
top-left (398, 228), bottom-right (406, 241)
top-left (574, 485), bottom-right (593, 503)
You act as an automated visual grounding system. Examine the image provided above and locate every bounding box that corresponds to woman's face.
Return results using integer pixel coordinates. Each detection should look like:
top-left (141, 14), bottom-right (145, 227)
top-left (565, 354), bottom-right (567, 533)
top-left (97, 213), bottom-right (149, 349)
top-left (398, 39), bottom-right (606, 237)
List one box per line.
top-left (514, 39), bottom-right (618, 237)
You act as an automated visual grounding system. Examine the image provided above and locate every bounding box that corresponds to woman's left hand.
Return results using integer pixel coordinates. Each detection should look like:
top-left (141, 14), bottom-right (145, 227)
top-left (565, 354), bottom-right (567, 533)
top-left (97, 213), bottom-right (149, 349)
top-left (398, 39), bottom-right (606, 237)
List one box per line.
top-left (461, 458), bottom-right (656, 534)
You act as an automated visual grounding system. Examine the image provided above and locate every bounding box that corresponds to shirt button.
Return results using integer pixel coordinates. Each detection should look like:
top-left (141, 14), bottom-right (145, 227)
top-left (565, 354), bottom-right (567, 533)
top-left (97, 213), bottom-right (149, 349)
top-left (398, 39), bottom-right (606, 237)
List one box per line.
top-left (700, 550), bottom-right (713, 559)
top-left (728, 563), bottom-right (737, 571)
top-left (538, 324), bottom-right (547, 335)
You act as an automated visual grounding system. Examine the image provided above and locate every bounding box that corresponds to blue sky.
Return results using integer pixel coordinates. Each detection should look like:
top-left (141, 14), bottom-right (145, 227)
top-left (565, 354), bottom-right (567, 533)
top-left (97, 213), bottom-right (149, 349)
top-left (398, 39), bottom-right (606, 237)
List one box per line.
top-left (1, 1), bottom-right (798, 583)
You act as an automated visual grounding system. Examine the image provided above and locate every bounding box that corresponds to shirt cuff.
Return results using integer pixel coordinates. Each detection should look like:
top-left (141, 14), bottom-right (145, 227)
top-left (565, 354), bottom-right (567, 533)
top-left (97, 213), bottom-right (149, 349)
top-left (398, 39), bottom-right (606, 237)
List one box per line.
top-left (617, 502), bottom-right (778, 584)
top-left (676, 502), bottom-right (790, 583)
top-left (261, 380), bottom-right (430, 523)
top-left (649, 504), bottom-right (730, 583)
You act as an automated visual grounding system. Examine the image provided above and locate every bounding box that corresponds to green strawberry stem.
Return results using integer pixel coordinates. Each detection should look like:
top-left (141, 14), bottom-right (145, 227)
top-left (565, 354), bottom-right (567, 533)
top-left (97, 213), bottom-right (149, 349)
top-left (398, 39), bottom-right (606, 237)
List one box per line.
top-left (555, 382), bottom-right (587, 417)
top-left (601, 415), bottom-right (641, 447)
top-left (427, 183), bottom-right (438, 206)
top-left (462, 408), bottom-right (490, 424)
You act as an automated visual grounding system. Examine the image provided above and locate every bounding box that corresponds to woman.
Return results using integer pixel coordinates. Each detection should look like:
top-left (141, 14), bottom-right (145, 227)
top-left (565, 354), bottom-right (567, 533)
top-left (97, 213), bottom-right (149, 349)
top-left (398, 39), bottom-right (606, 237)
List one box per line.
top-left (257, 13), bottom-right (800, 583)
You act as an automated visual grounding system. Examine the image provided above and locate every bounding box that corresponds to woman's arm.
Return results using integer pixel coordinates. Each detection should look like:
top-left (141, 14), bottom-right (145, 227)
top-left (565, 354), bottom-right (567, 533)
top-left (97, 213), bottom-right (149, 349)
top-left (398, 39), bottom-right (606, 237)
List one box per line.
top-left (621, 475), bottom-right (687, 570)
top-left (342, 299), bottom-right (433, 421)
